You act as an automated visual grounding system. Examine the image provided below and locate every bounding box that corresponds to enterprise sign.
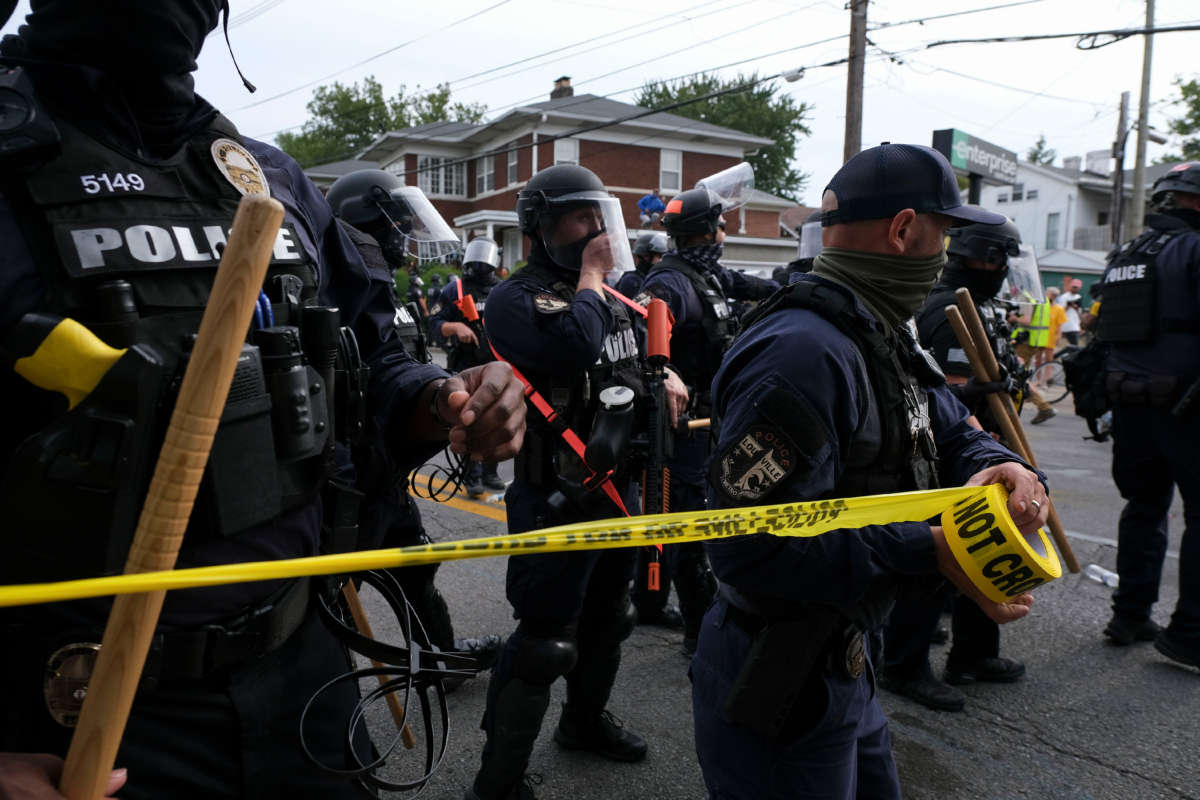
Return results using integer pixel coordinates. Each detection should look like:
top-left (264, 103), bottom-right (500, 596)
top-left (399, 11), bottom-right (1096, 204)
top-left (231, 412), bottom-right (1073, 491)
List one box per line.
top-left (932, 129), bottom-right (1018, 185)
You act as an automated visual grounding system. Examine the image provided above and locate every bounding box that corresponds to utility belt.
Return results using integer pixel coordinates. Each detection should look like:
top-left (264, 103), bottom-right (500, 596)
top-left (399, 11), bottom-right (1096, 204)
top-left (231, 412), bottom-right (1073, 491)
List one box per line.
top-left (1106, 371), bottom-right (1181, 409)
top-left (719, 597), bottom-right (865, 742)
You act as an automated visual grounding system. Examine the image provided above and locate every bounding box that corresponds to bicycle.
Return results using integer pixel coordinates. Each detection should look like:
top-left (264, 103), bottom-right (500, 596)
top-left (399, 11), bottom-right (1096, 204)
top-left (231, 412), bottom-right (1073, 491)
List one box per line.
top-left (1030, 344), bottom-right (1081, 404)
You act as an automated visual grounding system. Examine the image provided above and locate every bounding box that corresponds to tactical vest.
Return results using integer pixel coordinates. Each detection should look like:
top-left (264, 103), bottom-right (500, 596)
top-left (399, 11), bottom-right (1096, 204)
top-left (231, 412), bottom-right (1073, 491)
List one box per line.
top-left (0, 108), bottom-right (332, 584)
top-left (739, 279), bottom-right (941, 495)
top-left (646, 253), bottom-right (736, 406)
top-left (506, 260), bottom-right (644, 490)
top-left (339, 222), bottom-right (427, 362)
top-left (1099, 224), bottom-right (1188, 344)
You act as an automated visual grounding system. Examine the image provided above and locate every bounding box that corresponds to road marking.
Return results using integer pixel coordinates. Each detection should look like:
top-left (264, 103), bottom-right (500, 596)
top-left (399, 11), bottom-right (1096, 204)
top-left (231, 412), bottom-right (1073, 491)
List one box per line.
top-left (410, 470), bottom-right (508, 523)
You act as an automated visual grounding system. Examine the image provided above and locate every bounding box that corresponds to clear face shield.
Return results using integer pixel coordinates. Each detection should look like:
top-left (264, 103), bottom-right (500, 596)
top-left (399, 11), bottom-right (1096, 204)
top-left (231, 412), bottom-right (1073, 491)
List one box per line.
top-left (695, 161), bottom-right (755, 214)
top-left (1001, 244), bottom-right (1045, 304)
top-left (463, 238), bottom-right (501, 269)
top-left (798, 218), bottom-right (823, 259)
top-left (376, 185), bottom-right (459, 263)
top-left (540, 193), bottom-right (635, 274)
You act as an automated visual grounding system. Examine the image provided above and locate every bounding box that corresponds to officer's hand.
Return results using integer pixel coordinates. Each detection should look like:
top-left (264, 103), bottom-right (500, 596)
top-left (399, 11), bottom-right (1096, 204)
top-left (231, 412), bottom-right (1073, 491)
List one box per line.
top-left (930, 525), bottom-right (1034, 625)
top-left (438, 363), bottom-right (526, 461)
top-left (965, 461), bottom-right (1050, 535)
top-left (0, 753), bottom-right (127, 798)
top-left (580, 234), bottom-right (615, 284)
top-left (663, 368), bottom-right (689, 427)
top-left (445, 322), bottom-right (479, 346)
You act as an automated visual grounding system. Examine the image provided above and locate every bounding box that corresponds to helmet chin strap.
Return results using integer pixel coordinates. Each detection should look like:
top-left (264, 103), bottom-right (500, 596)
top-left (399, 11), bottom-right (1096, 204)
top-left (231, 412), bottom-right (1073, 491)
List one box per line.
top-left (221, 0), bottom-right (256, 93)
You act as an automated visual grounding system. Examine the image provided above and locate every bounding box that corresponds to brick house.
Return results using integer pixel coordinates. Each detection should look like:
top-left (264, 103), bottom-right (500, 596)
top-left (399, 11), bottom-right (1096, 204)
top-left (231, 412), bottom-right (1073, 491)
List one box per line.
top-left (306, 78), bottom-right (799, 276)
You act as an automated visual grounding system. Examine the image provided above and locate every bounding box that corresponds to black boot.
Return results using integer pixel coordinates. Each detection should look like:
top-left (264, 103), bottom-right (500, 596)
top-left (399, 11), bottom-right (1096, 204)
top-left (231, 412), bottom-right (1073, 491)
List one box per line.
top-left (456, 634), bottom-right (505, 672)
top-left (471, 678), bottom-right (551, 800)
top-left (553, 705), bottom-right (647, 762)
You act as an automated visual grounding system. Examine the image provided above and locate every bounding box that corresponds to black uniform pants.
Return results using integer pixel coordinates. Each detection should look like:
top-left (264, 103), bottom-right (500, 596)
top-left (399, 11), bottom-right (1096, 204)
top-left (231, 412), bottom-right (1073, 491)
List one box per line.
top-left (884, 585), bottom-right (1000, 676)
top-left (7, 610), bottom-right (366, 799)
top-left (1111, 404), bottom-right (1200, 642)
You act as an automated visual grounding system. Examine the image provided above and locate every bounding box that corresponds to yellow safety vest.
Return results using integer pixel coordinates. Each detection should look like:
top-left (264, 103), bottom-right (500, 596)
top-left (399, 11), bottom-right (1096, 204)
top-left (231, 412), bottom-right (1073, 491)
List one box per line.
top-left (1024, 302), bottom-right (1051, 347)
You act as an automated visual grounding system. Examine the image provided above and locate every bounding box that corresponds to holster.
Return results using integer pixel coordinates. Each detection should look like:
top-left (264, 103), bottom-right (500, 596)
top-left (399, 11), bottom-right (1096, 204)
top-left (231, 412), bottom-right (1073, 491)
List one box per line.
top-left (720, 603), bottom-right (841, 741)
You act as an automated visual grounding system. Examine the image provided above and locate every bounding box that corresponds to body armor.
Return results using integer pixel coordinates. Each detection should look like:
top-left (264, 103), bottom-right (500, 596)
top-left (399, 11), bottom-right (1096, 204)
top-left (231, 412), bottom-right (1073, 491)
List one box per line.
top-left (1099, 221), bottom-right (1188, 344)
top-left (0, 107), bottom-right (332, 583)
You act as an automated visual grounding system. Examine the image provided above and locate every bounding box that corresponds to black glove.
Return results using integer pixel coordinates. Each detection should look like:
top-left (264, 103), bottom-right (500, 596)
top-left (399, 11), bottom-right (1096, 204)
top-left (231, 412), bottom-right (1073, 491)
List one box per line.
top-left (951, 377), bottom-right (1007, 404)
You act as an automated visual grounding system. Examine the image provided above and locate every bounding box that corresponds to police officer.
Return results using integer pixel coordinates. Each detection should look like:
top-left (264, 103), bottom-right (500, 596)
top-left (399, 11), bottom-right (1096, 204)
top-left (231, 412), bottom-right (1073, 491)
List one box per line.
top-left (638, 178), bottom-right (777, 655)
top-left (1100, 162), bottom-right (1200, 667)
top-left (0, 3), bottom-right (526, 796)
top-left (430, 236), bottom-right (506, 496)
top-left (615, 231), bottom-right (667, 297)
top-left (693, 144), bottom-right (1049, 798)
top-left (326, 170), bottom-right (503, 673)
top-left (881, 217), bottom-right (1030, 712)
top-left (467, 164), bottom-right (688, 800)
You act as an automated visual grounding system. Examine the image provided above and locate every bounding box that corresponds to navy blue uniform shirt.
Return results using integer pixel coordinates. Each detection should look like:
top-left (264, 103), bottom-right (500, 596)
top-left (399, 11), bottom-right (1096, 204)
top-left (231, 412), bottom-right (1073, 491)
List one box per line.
top-left (706, 275), bottom-right (1031, 622)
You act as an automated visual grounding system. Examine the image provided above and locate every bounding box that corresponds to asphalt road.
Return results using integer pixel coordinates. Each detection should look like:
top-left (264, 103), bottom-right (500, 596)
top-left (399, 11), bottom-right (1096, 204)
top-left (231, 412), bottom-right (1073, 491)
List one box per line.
top-left (356, 391), bottom-right (1198, 800)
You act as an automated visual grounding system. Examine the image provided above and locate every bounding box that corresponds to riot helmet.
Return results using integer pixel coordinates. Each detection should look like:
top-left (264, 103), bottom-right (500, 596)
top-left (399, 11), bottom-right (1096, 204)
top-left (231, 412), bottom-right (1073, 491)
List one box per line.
top-left (662, 187), bottom-right (723, 240)
top-left (1151, 162), bottom-right (1200, 206)
top-left (633, 231), bottom-right (668, 259)
top-left (462, 237), bottom-right (501, 284)
top-left (327, 169), bottom-right (458, 266)
top-left (797, 210), bottom-right (823, 260)
top-left (516, 164), bottom-right (633, 272)
top-left (946, 218), bottom-right (1022, 267)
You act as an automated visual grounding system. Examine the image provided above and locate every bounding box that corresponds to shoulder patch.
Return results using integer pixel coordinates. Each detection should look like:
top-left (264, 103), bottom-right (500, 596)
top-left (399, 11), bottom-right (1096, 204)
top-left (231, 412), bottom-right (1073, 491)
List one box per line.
top-left (534, 293), bottom-right (570, 314)
top-left (633, 291), bottom-right (653, 307)
top-left (429, 302), bottom-right (442, 315)
top-left (711, 425), bottom-right (797, 503)
top-left (211, 138), bottom-right (269, 197)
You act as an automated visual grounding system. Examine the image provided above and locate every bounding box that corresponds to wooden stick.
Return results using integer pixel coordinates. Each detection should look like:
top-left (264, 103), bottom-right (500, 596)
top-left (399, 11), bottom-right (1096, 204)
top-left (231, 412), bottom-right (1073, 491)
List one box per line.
top-left (686, 418), bottom-right (711, 431)
top-left (341, 582), bottom-right (417, 749)
top-left (60, 195), bottom-right (285, 798)
top-left (945, 304), bottom-right (1081, 574)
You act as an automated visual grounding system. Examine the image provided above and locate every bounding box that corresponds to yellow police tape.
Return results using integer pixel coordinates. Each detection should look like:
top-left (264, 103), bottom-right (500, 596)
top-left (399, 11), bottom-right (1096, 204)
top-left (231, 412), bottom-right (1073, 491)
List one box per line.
top-left (0, 483), bottom-right (1059, 608)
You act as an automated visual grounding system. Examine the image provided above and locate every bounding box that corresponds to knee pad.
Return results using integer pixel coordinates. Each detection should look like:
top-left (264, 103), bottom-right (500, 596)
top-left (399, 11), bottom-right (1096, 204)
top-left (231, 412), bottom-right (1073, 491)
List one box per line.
top-left (511, 632), bottom-right (578, 685)
top-left (581, 599), bottom-right (637, 649)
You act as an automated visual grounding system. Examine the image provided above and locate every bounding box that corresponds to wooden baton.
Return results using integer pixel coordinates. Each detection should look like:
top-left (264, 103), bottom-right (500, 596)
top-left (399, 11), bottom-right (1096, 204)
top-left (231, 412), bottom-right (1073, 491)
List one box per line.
top-left (60, 194), bottom-right (286, 798)
top-left (340, 582), bottom-right (417, 749)
top-left (945, 301), bottom-right (1081, 574)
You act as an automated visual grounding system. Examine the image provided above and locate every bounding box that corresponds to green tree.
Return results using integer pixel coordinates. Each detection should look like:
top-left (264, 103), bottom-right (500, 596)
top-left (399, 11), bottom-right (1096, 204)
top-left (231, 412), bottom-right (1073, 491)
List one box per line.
top-left (1026, 134), bottom-right (1056, 166)
top-left (276, 76), bottom-right (486, 168)
top-left (1161, 75), bottom-right (1200, 162)
top-left (635, 72), bottom-right (811, 201)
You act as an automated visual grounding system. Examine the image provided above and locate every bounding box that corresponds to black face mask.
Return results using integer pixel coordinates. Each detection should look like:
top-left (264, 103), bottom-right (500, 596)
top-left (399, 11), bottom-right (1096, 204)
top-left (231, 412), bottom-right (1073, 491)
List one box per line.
top-left (379, 228), bottom-right (412, 270)
top-left (464, 263), bottom-right (499, 285)
top-left (941, 258), bottom-right (1009, 300)
top-left (546, 229), bottom-right (603, 271)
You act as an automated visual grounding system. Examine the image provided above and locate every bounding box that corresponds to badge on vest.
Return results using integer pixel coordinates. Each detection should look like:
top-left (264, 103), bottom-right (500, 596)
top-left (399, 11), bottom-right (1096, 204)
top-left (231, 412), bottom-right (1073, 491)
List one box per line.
top-left (712, 425), bottom-right (797, 502)
top-left (211, 138), bottom-right (269, 197)
top-left (534, 293), bottom-right (570, 314)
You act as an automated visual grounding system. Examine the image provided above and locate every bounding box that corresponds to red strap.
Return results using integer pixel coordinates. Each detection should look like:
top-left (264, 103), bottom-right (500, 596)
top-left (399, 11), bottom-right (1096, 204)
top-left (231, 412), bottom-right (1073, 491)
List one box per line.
top-left (454, 276), bottom-right (464, 309)
top-left (602, 284), bottom-right (647, 318)
top-left (490, 343), bottom-right (631, 517)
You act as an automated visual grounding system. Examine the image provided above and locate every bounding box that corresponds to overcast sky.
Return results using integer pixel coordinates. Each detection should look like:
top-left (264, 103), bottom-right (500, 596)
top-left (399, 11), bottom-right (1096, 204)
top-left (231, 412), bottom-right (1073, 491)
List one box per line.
top-left (4, 0), bottom-right (1197, 206)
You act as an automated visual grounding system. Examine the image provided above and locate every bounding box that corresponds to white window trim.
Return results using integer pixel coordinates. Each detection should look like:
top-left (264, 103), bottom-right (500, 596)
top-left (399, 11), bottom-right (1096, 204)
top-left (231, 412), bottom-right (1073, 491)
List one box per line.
top-left (507, 148), bottom-right (519, 186)
top-left (659, 148), bottom-right (682, 192)
top-left (475, 154), bottom-right (495, 196)
top-left (417, 154), bottom-right (467, 199)
top-left (554, 138), bottom-right (579, 165)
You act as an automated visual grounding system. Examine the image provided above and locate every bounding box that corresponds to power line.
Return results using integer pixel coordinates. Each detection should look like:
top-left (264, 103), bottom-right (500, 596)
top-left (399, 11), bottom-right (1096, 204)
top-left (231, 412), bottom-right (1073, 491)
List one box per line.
top-left (228, 0), bottom-right (287, 29)
top-left (233, 0), bottom-right (515, 112)
top-left (868, 0), bottom-right (1045, 31)
top-left (926, 23), bottom-right (1200, 51)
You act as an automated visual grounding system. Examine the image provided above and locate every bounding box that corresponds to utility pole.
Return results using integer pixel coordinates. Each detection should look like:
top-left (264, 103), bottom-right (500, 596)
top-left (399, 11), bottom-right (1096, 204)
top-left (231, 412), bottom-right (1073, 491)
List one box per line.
top-left (1126, 0), bottom-right (1155, 241)
top-left (843, 0), bottom-right (868, 163)
top-left (1110, 91), bottom-right (1130, 246)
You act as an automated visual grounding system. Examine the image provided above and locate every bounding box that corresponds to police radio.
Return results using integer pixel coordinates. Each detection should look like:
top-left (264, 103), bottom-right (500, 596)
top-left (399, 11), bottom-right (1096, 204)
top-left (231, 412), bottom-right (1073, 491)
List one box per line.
top-left (0, 65), bottom-right (61, 169)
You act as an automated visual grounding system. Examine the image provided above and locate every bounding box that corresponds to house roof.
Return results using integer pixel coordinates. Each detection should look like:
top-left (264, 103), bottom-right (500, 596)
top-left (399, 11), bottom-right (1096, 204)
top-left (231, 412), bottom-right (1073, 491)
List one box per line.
top-left (1037, 248), bottom-right (1110, 272)
top-left (1017, 158), bottom-right (1187, 194)
top-left (358, 92), bottom-right (774, 163)
top-left (303, 158), bottom-right (380, 179)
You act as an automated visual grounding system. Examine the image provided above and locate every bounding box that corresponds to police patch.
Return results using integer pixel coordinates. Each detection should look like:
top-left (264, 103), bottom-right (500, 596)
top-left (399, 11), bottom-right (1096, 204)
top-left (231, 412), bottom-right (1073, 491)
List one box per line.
top-left (633, 291), bottom-right (653, 307)
top-left (211, 138), bottom-right (269, 197)
top-left (429, 302), bottom-right (442, 315)
top-left (534, 293), bottom-right (570, 313)
top-left (712, 425), bottom-right (797, 502)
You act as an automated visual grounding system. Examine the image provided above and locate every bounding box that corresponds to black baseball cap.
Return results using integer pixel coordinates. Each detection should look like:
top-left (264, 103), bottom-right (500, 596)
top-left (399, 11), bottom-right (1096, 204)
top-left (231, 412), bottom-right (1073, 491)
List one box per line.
top-left (821, 143), bottom-right (1006, 227)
